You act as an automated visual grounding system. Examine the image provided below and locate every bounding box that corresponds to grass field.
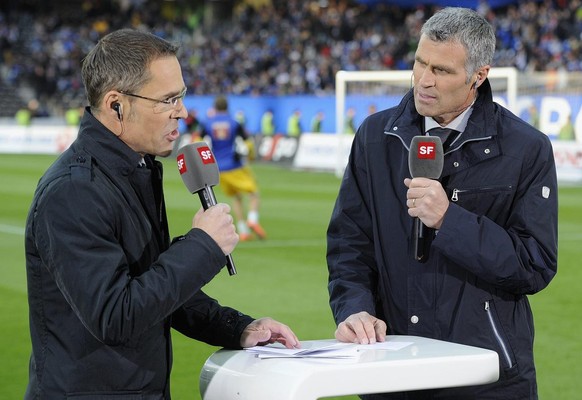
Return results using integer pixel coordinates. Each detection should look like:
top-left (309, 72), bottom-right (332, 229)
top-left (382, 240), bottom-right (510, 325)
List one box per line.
top-left (1, 154), bottom-right (580, 399)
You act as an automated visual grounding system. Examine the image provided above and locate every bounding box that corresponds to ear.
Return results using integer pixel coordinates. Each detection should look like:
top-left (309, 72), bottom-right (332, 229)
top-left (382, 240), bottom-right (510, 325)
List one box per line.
top-left (103, 91), bottom-right (123, 121)
top-left (474, 65), bottom-right (491, 89)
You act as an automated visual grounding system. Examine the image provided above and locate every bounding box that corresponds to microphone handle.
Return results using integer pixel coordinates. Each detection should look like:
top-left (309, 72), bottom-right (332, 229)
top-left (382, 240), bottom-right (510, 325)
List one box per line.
top-left (413, 217), bottom-right (432, 263)
top-left (197, 186), bottom-right (237, 276)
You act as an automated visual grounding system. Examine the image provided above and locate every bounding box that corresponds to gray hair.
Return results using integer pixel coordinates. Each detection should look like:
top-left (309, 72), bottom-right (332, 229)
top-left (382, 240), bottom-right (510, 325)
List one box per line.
top-left (81, 28), bottom-right (179, 109)
top-left (421, 7), bottom-right (495, 83)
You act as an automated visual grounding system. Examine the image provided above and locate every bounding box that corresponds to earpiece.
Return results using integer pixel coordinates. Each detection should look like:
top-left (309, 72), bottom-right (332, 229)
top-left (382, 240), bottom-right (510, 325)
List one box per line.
top-left (112, 102), bottom-right (122, 121)
top-left (472, 80), bottom-right (478, 89)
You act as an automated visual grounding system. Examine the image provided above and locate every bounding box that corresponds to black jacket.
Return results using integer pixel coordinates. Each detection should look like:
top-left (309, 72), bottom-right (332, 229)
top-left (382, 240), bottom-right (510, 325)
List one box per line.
top-left (25, 109), bottom-right (253, 399)
top-left (327, 80), bottom-right (558, 399)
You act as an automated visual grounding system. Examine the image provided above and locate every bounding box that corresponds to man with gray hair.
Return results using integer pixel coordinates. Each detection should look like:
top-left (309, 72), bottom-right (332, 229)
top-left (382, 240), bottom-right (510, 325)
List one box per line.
top-left (327, 7), bottom-right (557, 399)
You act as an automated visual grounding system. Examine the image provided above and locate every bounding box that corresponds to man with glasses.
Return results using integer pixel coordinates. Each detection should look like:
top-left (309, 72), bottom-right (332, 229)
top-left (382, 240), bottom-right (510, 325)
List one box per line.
top-left (24, 28), bottom-right (299, 399)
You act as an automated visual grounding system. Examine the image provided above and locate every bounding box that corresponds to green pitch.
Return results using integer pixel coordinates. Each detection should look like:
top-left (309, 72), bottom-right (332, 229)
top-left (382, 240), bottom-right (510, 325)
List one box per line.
top-left (1, 154), bottom-right (580, 399)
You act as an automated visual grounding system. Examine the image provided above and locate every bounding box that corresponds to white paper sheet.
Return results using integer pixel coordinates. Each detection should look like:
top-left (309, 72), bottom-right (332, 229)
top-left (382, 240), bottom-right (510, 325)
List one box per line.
top-left (245, 340), bottom-right (413, 359)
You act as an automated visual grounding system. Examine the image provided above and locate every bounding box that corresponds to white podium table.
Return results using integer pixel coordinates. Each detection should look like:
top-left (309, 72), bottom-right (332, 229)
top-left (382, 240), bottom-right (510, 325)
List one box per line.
top-left (199, 335), bottom-right (499, 399)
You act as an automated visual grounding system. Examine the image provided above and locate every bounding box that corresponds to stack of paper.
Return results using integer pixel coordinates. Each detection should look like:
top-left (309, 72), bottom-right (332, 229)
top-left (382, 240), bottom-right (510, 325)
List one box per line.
top-left (245, 340), bottom-right (413, 359)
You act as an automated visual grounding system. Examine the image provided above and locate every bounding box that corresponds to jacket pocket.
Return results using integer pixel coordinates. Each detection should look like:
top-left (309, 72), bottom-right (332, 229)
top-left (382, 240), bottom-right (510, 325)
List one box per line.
top-left (450, 184), bottom-right (514, 221)
top-left (450, 184), bottom-right (513, 202)
top-left (484, 300), bottom-right (517, 373)
top-left (66, 392), bottom-right (149, 399)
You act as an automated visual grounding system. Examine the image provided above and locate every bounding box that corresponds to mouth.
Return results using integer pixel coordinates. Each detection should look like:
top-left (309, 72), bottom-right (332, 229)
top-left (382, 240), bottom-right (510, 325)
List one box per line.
top-left (415, 90), bottom-right (436, 103)
top-left (167, 129), bottom-right (180, 141)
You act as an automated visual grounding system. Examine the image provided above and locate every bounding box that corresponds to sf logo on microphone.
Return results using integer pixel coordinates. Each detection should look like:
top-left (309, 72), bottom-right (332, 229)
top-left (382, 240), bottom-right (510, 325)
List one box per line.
top-left (417, 142), bottom-right (437, 159)
top-left (197, 146), bottom-right (216, 164)
top-left (177, 154), bottom-right (187, 174)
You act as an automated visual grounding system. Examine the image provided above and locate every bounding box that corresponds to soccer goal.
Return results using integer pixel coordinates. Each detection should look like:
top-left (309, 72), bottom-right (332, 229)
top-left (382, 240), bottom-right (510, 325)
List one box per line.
top-left (333, 67), bottom-right (518, 176)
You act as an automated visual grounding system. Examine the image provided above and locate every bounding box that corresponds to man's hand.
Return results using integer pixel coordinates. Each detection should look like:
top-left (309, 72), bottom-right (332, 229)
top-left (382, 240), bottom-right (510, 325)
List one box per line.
top-left (335, 311), bottom-right (387, 344)
top-left (240, 317), bottom-right (300, 349)
top-left (193, 203), bottom-right (238, 255)
top-left (404, 177), bottom-right (450, 229)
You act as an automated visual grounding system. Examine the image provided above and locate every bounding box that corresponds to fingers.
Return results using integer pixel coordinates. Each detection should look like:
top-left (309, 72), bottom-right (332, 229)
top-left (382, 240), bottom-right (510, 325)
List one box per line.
top-left (193, 203), bottom-right (238, 255)
top-left (335, 312), bottom-right (386, 345)
top-left (405, 177), bottom-right (433, 207)
top-left (404, 178), bottom-right (449, 229)
top-left (374, 318), bottom-right (387, 343)
top-left (335, 324), bottom-right (358, 343)
top-left (269, 322), bottom-right (300, 349)
top-left (240, 317), bottom-right (301, 349)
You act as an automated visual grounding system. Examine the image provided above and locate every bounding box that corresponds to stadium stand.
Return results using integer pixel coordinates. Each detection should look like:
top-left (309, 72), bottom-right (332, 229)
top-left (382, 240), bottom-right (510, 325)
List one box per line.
top-left (0, 0), bottom-right (581, 118)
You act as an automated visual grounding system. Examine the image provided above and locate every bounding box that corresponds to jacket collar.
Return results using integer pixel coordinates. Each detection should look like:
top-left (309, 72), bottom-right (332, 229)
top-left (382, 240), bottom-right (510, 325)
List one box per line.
top-left (383, 79), bottom-right (501, 178)
top-left (75, 107), bottom-right (154, 172)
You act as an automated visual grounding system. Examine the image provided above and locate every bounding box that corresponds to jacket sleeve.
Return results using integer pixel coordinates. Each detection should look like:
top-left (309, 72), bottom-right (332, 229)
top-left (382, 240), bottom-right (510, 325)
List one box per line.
top-left (327, 130), bottom-right (379, 325)
top-left (171, 292), bottom-right (254, 349)
top-left (30, 176), bottom-right (227, 345)
top-left (433, 133), bottom-right (558, 295)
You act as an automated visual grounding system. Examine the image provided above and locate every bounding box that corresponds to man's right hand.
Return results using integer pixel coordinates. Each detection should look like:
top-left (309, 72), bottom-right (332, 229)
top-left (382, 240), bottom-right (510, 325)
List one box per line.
top-left (193, 203), bottom-right (238, 255)
top-left (335, 311), bottom-right (387, 345)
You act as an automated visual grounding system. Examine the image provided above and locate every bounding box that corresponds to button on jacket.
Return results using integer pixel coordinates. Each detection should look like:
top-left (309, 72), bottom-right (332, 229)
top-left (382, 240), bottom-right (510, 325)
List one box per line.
top-left (25, 108), bottom-right (253, 399)
top-left (327, 79), bottom-right (557, 399)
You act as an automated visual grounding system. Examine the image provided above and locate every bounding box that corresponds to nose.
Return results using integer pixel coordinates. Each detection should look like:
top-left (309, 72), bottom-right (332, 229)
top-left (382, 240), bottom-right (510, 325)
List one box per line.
top-left (417, 69), bottom-right (435, 87)
top-left (174, 100), bottom-right (188, 119)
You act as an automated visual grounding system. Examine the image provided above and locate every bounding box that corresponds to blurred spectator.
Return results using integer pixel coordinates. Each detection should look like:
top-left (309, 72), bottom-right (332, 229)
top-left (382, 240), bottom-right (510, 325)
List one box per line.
top-left (15, 99), bottom-right (44, 126)
top-left (235, 110), bottom-right (248, 132)
top-left (558, 114), bottom-right (576, 140)
top-left (15, 106), bottom-right (32, 126)
top-left (260, 109), bottom-right (275, 136)
top-left (286, 109), bottom-right (302, 137)
top-left (184, 109), bottom-right (202, 139)
top-left (175, 108), bottom-right (202, 152)
top-left (344, 107), bottom-right (356, 134)
top-left (310, 111), bottom-right (324, 133)
top-left (527, 104), bottom-right (540, 129)
top-left (65, 105), bottom-right (83, 126)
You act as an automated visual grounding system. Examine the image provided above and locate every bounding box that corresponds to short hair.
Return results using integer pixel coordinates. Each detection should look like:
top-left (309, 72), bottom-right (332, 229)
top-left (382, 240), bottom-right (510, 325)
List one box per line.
top-left (421, 7), bottom-right (495, 83)
top-left (214, 95), bottom-right (228, 111)
top-left (81, 29), bottom-right (179, 109)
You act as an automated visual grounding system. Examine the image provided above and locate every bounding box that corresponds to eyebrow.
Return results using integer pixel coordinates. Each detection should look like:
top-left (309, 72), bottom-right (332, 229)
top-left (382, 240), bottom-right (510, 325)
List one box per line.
top-left (163, 87), bottom-right (187, 98)
top-left (415, 55), bottom-right (455, 73)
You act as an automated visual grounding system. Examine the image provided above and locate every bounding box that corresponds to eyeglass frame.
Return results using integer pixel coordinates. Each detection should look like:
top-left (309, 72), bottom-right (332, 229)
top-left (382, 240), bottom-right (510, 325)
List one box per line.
top-left (118, 88), bottom-right (187, 113)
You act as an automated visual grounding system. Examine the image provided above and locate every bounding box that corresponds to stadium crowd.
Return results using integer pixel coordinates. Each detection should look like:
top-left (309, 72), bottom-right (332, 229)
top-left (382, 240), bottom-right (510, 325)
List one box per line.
top-left (1, 0), bottom-right (581, 117)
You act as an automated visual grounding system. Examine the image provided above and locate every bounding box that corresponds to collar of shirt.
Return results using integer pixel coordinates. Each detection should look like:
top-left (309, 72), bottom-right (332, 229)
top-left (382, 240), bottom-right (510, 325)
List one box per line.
top-left (423, 97), bottom-right (476, 135)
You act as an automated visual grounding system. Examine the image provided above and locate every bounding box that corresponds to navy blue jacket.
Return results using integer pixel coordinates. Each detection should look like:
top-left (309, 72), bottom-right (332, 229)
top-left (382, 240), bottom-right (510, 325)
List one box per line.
top-left (25, 109), bottom-right (253, 399)
top-left (327, 80), bottom-right (557, 399)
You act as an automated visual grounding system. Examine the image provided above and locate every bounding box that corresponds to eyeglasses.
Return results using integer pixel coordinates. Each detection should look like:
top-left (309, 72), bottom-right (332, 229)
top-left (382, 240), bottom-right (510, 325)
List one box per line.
top-left (119, 88), bottom-right (187, 113)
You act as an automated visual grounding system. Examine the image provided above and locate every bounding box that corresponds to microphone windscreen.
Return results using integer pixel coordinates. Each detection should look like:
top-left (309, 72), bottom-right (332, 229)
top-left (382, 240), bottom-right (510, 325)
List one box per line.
top-left (408, 136), bottom-right (444, 179)
top-left (176, 142), bottom-right (220, 193)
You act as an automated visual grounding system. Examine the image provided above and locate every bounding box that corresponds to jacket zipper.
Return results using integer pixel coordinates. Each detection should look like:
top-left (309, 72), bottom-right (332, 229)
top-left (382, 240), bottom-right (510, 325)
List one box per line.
top-left (451, 185), bottom-right (514, 202)
top-left (451, 188), bottom-right (465, 202)
top-left (484, 301), bottom-right (513, 368)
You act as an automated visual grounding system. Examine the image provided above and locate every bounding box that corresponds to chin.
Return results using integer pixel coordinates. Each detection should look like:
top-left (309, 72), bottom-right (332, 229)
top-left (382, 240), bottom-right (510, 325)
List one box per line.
top-left (414, 101), bottom-right (430, 115)
top-left (415, 106), bottom-right (435, 118)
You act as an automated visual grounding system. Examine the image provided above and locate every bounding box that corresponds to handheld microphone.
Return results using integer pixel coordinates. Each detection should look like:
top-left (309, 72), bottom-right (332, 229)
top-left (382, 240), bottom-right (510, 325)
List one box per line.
top-left (177, 142), bottom-right (237, 276)
top-left (408, 135), bottom-right (444, 263)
